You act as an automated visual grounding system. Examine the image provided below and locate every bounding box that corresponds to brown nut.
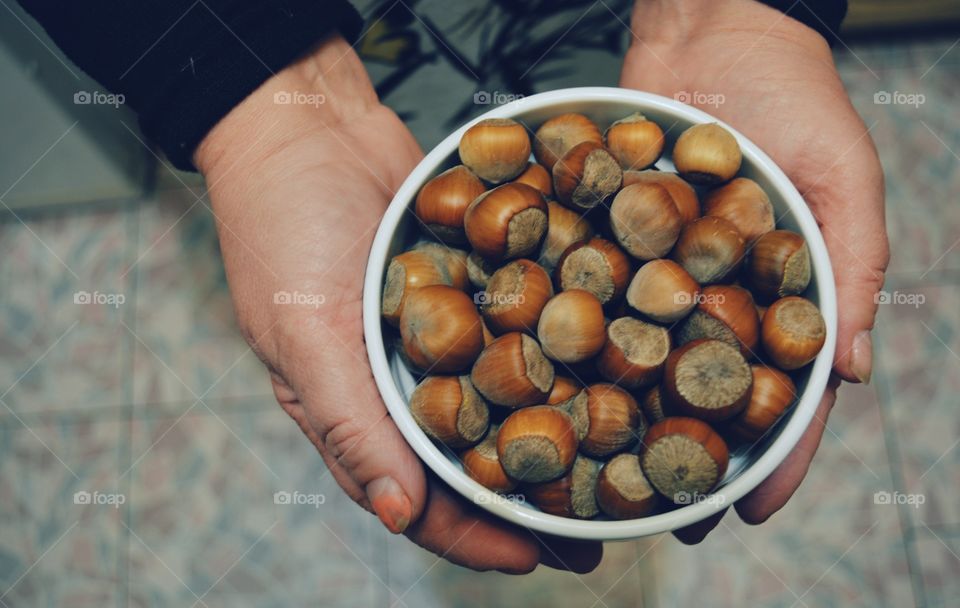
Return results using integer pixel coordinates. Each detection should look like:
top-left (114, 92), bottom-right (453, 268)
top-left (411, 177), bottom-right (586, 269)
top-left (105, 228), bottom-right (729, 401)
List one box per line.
top-left (537, 200), bottom-right (595, 272)
top-left (513, 162), bottom-right (553, 197)
top-left (470, 332), bottom-right (555, 407)
top-left (525, 455), bottom-right (601, 519)
top-left (726, 365), bottom-right (797, 443)
top-left (604, 113), bottom-right (665, 171)
top-left (497, 405), bottom-right (579, 483)
top-left (466, 251), bottom-right (496, 289)
top-left (703, 177), bottom-right (774, 245)
top-left (552, 141), bottom-right (623, 211)
top-left (676, 285), bottom-right (760, 357)
top-left (412, 242), bottom-right (471, 291)
top-left (596, 453), bottom-right (659, 519)
top-left (640, 385), bottom-right (667, 423)
top-left (414, 166), bottom-right (487, 243)
top-left (480, 259), bottom-right (553, 335)
top-left (565, 383), bottom-right (642, 458)
top-left (458, 118), bottom-right (531, 183)
top-left (464, 183), bottom-right (548, 262)
top-left (596, 317), bottom-right (671, 389)
top-left (410, 376), bottom-right (490, 448)
top-left (672, 123), bottom-right (742, 185)
top-left (640, 417), bottom-right (729, 502)
top-left (399, 285), bottom-right (485, 373)
top-left (555, 237), bottom-right (631, 306)
top-left (546, 375), bottom-right (583, 405)
top-left (748, 230), bottom-right (812, 302)
top-left (461, 426), bottom-right (517, 492)
top-left (761, 296), bottom-right (826, 370)
top-left (626, 259), bottom-right (700, 323)
top-left (610, 182), bottom-right (682, 261)
top-left (382, 249), bottom-right (452, 326)
top-left (533, 113), bottom-right (603, 171)
top-left (663, 338), bottom-right (753, 422)
top-left (671, 216), bottom-right (746, 285)
top-left (621, 170), bottom-right (700, 224)
top-left (537, 290), bottom-right (607, 363)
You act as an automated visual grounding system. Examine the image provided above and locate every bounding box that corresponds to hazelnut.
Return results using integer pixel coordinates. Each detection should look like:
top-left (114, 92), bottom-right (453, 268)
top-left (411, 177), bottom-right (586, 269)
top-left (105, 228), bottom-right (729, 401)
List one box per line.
top-left (546, 375), bottom-right (583, 405)
top-left (672, 123), bottom-right (742, 185)
top-left (663, 339), bottom-right (753, 422)
top-left (464, 183), bottom-right (548, 262)
top-left (703, 177), bottom-right (774, 245)
top-left (597, 317), bottom-right (671, 389)
top-left (513, 162), bottom-right (553, 197)
top-left (480, 318), bottom-right (496, 347)
top-left (622, 170), bottom-right (700, 224)
top-left (497, 405), bottom-right (579, 483)
top-left (640, 385), bottom-right (667, 423)
top-left (641, 417), bottom-right (729, 502)
top-left (400, 285), bottom-right (485, 373)
top-left (458, 118), bottom-right (531, 183)
top-left (726, 365), bottom-right (797, 443)
top-left (596, 453), bottom-right (658, 519)
top-left (761, 296), bottom-right (826, 370)
top-left (461, 425), bottom-right (516, 492)
top-left (553, 141), bottom-right (623, 211)
top-left (413, 242), bottom-right (471, 291)
top-left (481, 259), bottom-right (553, 335)
top-left (537, 200), bottom-right (595, 272)
top-left (533, 113), bottom-right (603, 171)
top-left (555, 237), bottom-right (631, 306)
top-left (604, 113), bottom-right (665, 171)
top-left (625, 259), bottom-right (700, 323)
top-left (414, 166), bottom-right (487, 243)
top-left (565, 383), bottom-right (643, 458)
top-left (410, 375), bottom-right (490, 448)
top-left (526, 455), bottom-right (601, 519)
top-left (470, 332), bottom-right (555, 407)
top-left (537, 290), bottom-right (607, 363)
top-left (466, 251), bottom-right (496, 289)
top-left (747, 230), bottom-right (812, 301)
top-left (672, 216), bottom-right (746, 284)
top-left (676, 285), bottom-right (760, 357)
top-left (381, 249), bottom-right (452, 326)
top-left (610, 182), bottom-right (682, 261)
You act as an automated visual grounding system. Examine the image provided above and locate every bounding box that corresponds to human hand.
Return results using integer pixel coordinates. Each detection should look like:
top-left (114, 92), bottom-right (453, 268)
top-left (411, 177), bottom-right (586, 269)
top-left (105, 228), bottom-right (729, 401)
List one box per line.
top-left (195, 35), bottom-right (601, 573)
top-left (620, 0), bottom-right (889, 540)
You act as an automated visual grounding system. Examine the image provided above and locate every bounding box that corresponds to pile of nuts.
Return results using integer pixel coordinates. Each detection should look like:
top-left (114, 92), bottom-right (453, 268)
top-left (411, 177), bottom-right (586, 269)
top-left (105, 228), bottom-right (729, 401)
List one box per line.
top-left (381, 111), bottom-right (826, 520)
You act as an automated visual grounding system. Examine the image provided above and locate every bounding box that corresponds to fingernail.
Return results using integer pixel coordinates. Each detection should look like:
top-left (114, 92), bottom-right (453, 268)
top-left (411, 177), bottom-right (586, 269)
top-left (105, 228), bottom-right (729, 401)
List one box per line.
top-left (366, 476), bottom-right (411, 534)
top-left (851, 330), bottom-right (873, 384)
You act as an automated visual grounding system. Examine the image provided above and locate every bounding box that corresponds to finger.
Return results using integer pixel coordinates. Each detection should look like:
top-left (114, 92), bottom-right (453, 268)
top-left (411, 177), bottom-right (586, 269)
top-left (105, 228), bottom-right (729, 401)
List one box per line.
top-left (535, 535), bottom-right (604, 573)
top-left (735, 374), bottom-right (840, 524)
top-left (276, 312), bottom-right (428, 535)
top-left (404, 479), bottom-right (541, 573)
top-left (799, 129), bottom-right (889, 385)
top-left (672, 509), bottom-right (727, 545)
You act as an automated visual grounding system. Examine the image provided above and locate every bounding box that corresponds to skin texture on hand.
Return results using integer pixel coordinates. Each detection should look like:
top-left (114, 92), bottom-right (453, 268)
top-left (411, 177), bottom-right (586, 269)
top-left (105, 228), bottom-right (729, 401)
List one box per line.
top-left (194, 35), bottom-right (601, 573)
top-left (621, 0), bottom-right (889, 541)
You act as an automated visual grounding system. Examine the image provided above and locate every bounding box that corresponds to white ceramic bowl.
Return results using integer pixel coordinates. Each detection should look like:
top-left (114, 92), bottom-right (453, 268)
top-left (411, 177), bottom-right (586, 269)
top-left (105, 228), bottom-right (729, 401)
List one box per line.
top-left (363, 87), bottom-right (837, 540)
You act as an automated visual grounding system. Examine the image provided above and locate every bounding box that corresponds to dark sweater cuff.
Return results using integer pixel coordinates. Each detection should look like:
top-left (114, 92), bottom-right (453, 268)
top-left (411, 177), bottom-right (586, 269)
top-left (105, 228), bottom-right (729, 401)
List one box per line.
top-left (759, 0), bottom-right (847, 44)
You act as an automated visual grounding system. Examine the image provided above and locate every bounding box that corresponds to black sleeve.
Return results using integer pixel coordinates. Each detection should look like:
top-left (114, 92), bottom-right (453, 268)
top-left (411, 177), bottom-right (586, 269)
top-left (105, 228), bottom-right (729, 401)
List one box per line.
top-left (18, 1), bottom-right (364, 171)
top-left (759, 0), bottom-right (848, 44)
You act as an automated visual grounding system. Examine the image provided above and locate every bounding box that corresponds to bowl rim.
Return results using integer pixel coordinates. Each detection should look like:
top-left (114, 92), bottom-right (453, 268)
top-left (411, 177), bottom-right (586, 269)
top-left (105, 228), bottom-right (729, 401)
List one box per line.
top-left (362, 86), bottom-right (837, 540)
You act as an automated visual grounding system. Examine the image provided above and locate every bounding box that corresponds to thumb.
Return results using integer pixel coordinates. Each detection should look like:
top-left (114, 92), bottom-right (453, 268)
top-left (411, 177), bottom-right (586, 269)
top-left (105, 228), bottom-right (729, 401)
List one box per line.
top-left (275, 314), bottom-right (428, 534)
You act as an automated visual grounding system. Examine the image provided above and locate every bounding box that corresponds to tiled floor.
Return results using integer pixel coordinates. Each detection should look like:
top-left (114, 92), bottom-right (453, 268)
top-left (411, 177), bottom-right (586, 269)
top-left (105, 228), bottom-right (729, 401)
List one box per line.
top-left (0, 10), bottom-right (957, 608)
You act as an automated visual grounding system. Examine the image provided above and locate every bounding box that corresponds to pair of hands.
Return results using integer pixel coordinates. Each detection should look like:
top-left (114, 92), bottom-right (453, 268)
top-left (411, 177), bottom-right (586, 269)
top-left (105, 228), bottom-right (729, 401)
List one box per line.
top-left (195, 0), bottom-right (888, 573)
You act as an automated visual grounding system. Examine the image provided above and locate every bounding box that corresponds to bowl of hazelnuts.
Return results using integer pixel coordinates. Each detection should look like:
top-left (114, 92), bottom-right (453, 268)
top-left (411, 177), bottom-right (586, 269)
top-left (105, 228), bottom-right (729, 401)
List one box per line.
top-left (363, 87), bottom-right (837, 540)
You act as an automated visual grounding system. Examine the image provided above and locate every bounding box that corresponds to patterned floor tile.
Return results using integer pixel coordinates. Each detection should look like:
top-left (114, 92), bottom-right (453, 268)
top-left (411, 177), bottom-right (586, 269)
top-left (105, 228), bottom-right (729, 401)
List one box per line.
top-left (125, 406), bottom-right (384, 608)
top-left (130, 190), bottom-right (272, 408)
top-left (0, 204), bottom-right (133, 418)
top-left (0, 416), bottom-right (124, 607)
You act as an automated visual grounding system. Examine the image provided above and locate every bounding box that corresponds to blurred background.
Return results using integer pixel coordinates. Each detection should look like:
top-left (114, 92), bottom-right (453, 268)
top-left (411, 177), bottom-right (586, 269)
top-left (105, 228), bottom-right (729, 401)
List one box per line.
top-left (0, 0), bottom-right (957, 606)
